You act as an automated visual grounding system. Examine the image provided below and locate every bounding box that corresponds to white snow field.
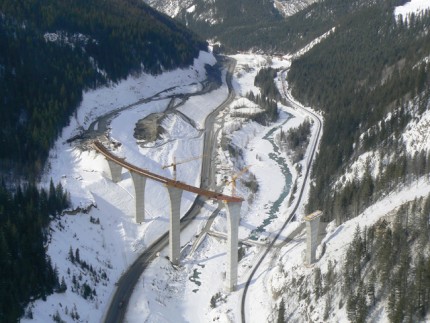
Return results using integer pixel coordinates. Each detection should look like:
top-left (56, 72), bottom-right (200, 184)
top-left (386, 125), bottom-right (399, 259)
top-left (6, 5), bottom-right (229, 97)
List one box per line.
top-left (23, 37), bottom-right (430, 323)
top-left (395, 0), bottom-right (430, 19)
top-left (23, 48), bottom-right (320, 322)
top-left (125, 53), bottom-right (324, 322)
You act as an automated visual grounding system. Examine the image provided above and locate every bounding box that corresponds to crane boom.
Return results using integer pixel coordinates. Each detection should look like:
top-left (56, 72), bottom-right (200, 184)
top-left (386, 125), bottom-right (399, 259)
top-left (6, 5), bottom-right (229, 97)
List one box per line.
top-left (162, 155), bottom-right (204, 181)
top-left (226, 165), bottom-right (252, 196)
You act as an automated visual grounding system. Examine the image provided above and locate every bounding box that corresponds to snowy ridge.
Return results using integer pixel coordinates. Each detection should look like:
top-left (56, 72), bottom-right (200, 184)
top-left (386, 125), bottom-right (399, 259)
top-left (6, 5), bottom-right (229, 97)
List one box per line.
top-left (273, 0), bottom-right (318, 17)
top-left (290, 27), bottom-right (336, 59)
top-left (145, 0), bottom-right (318, 20)
top-left (145, 0), bottom-right (194, 17)
top-left (144, 0), bottom-right (223, 25)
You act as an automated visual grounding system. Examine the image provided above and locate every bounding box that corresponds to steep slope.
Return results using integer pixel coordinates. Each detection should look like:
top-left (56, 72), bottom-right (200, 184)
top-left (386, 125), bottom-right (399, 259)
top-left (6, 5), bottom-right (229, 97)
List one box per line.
top-left (273, 0), bottom-right (430, 321)
top-left (0, 1), bottom-right (207, 321)
top-left (0, 0), bottom-right (207, 177)
top-left (287, 0), bottom-right (430, 224)
top-left (274, 0), bottom-right (319, 17)
top-left (143, 0), bottom-right (355, 53)
top-left (145, 0), bottom-right (318, 20)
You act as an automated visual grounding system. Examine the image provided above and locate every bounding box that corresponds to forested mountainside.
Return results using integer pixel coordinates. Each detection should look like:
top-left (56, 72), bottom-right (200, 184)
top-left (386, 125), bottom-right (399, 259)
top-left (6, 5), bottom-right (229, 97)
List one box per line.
top-left (287, 1), bottom-right (430, 224)
top-left (0, 0), bottom-right (207, 178)
top-left (144, 0), bottom-right (381, 53)
top-left (279, 2), bottom-right (430, 321)
top-left (0, 1), bottom-right (206, 321)
top-left (0, 180), bottom-right (70, 322)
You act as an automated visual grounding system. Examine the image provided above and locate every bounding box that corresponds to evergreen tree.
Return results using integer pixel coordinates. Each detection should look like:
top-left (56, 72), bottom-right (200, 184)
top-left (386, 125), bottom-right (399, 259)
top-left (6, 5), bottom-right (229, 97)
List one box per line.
top-left (367, 270), bottom-right (376, 307)
top-left (69, 246), bottom-right (75, 263)
top-left (75, 248), bottom-right (80, 264)
top-left (59, 277), bottom-right (67, 293)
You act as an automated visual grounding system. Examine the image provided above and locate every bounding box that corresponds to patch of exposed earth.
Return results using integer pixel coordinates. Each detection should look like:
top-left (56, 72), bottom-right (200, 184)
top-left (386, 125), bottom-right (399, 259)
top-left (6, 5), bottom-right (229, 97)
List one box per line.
top-left (134, 113), bottom-right (166, 143)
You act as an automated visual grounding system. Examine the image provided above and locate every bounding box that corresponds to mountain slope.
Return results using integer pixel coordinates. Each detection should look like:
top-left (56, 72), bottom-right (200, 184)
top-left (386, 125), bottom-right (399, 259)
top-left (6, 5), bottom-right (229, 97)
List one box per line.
top-left (0, 0), bottom-right (207, 177)
top-left (144, 0), bottom-right (370, 53)
top-left (142, 0), bottom-right (309, 51)
top-left (287, 1), bottom-right (430, 223)
top-left (272, 1), bottom-right (430, 321)
top-left (0, 1), bottom-right (208, 321)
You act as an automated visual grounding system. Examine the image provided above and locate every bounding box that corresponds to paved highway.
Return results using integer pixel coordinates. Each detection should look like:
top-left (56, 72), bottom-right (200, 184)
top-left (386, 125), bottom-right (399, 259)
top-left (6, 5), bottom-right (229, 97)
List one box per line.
top-left (103, 57), bottom-right (237, 323)
top-left (201, 56), bottom-right (236, 192)
top-left (240, 69), bottom-right (323, 323)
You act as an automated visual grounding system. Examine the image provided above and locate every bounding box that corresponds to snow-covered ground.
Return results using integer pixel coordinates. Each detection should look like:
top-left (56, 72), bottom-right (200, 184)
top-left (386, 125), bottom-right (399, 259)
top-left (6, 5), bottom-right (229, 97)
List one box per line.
top-left (145, 0), bottom-right (194, 17)
top-left (24, 48), bottom-right (321, 322)
top-left (23, 35), bottom-right (430, 323)
top-left (273, 0), bottom-right (319, 18)
top-left (264, 176), bottom-right (430, 323)
top-left (125, 53), bottom-right (324, 322)
top-left (403, 101), bottom-right (430, 154)
top-left (395, 0), bottom-right (430, 19)
top-left (23, 50), bottom-right (221, 322)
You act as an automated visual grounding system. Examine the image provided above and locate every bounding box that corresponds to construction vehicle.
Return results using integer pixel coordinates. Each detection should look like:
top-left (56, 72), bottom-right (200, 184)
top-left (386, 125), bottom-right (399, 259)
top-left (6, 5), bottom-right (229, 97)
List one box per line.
top-left (162, 155), bottom-right (204, 181)
top-left (225, 165), bottom-right (252, 196)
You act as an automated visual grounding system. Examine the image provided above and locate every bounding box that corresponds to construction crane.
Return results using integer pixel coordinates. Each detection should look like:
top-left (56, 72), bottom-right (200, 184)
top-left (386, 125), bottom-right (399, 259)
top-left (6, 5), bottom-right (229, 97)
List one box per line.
top-left (225, 165), bottom-right (252, 197)
top-left (162, 155), bottom-right (204, 181)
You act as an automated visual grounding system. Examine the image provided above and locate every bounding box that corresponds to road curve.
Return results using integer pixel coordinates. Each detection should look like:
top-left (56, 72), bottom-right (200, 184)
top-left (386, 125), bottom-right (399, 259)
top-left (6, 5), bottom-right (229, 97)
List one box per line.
top-left (202, 56), bottom-right (237, 192)
top-left (240, 70), bottom-right (323, 323)
top-left (103, 56), bottom-right (237, 323)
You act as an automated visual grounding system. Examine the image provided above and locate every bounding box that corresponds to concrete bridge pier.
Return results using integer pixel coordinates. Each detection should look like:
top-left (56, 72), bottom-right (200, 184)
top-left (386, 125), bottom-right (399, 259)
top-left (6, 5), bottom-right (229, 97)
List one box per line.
top-left (304, 210), bottom-right (323, 265)
top-left (106, 159), bottom-right (122, 183)
top-left (224, 201), bottom-right (242, 292)
top-left (167, 186), bottom-right (183, 265)
top-left (130, 172), bottom-right (147, 223)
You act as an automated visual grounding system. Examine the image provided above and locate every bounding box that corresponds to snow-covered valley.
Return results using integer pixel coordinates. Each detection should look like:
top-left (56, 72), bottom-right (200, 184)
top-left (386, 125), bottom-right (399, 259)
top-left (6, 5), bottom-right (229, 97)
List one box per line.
top-left (23, 49), bottom-right (322, 322)
top-left (20, 2), bottom-right (430, 322)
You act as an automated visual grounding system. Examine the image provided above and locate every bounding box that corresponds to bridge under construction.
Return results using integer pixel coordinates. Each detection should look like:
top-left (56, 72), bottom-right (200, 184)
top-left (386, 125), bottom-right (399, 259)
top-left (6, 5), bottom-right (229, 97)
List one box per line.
top-left (93, 141), bottom-right (243, 292)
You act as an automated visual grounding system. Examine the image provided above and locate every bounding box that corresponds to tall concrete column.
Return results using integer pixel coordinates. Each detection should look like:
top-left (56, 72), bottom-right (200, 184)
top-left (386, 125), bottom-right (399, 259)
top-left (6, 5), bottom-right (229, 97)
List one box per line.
top-left (130, 172), bottom-right (147, 223)
top-left (224, 201), bottom-right (242, 292)
top-left (304, 211), bottom-right (323, 265)
top-left (106, 159), bottom-right (122, 183)
top-left (167, 186), bottom-right (183, 265)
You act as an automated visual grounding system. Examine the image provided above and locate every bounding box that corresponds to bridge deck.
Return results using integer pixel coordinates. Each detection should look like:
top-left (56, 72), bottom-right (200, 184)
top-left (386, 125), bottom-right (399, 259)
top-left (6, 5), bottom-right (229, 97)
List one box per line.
top-left (93, 141), bottom-right (243, 203)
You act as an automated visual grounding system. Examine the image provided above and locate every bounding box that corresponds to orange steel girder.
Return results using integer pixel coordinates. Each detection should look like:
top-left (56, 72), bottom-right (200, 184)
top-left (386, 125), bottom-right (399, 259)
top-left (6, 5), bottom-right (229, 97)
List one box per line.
top-left (93, 141), bottom-right (243, 203)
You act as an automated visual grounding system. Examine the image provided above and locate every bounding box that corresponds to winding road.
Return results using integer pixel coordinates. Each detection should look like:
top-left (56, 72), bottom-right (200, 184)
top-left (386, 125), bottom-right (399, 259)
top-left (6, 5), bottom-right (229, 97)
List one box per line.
top-left (103, 57), bottom-right (237, 323)
top-left (102, 59), bottom-right (321, 323)
top-left (240, 69), bottom-right (323, 323)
